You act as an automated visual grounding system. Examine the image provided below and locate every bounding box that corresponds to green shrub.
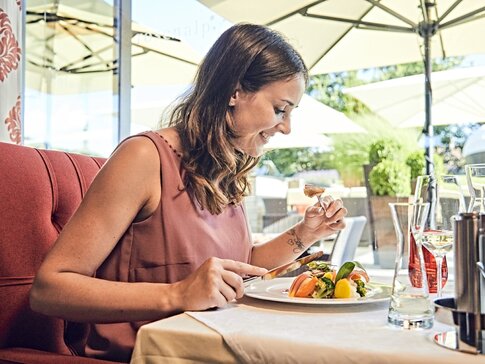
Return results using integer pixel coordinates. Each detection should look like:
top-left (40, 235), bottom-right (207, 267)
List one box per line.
top-left (369, 160), bottom-right (411, 197)
top-left (368, 138), bottom-right (402, 165)
top-left (405, 151), bottom-right (425, 181)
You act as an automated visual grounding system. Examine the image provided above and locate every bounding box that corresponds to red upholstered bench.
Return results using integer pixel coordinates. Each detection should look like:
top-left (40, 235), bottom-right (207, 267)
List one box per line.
top-left (0, 142), bottom-right (122, 363)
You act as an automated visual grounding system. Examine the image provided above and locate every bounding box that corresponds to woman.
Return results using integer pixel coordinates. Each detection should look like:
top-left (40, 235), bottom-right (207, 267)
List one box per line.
top-left (30, 23), bottom-right (347, 361)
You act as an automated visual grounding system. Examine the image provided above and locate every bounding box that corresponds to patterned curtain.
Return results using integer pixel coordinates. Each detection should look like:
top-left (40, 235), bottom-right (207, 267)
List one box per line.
top-left (0, 0), bottom-right (22, 144)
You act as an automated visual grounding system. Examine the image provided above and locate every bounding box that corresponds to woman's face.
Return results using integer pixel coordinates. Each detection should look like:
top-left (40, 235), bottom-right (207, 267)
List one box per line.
top-left (228, 75), bottom-right (306, 157)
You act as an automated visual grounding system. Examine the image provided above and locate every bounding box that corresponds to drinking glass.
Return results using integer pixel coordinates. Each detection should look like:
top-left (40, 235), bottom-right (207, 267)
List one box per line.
top-left (409, 175), bottom-right (466, 296)
top-left (413, 175), bottom-right (463, 297)
top-left (465, 163), bottom-right (485, 213)
top-left (388, 202), bottom-right (433, 330)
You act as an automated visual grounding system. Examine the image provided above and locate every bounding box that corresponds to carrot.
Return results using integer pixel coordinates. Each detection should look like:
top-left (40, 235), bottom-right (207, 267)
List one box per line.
top-left (288, 272), bottom-right (311, 297)
top-left (348, 270), bottom-right (369, 283)
top-left (294, 276), bottom-right (318, 297)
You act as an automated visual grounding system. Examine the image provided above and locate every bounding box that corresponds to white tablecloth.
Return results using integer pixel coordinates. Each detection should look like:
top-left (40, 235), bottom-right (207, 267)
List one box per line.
top-left (130, 272), bottom-right (483, 364)
top-left (185, 296), bottom-right (479, 364)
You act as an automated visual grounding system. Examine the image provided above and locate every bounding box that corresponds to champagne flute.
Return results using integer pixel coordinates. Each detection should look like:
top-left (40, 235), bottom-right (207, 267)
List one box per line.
top-left (412, 175), bottom-right (465, 296)
top-left (420, 230), bottom-right (453, 298)
top-left (423, 175), bottom-right (463, 297)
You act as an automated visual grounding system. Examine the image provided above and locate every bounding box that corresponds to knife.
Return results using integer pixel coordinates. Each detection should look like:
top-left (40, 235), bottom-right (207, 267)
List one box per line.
top-left (243, 250), bottom-right (324, 287)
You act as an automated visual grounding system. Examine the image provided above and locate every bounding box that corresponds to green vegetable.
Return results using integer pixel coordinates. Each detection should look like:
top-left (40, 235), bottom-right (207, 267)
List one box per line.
top-left (355, 280), bottom-right (367, 297)
top-left (353, 261), bottom-right (366, 272)
top-left (306, 261), bottom-right (331, 272)
top-left (335, 261), bottom-right (368, 282)
top-left (335, 261), bottom-right (355, 281)
top-left (312, 277), bottom-right (335, 299)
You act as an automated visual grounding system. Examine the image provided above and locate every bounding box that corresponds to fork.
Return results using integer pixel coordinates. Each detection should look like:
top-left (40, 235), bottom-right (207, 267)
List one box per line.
top-left (317, 194), bottom-right (327, 214)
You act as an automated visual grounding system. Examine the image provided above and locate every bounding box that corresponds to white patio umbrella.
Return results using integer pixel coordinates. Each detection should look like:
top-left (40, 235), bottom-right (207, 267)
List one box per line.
top-left (292, 94), bottom-right (366, 134)
top-left (200, 0), bottom-right (485, 174)
top-left (343, 66), bottom-right (485, 128)
top-left (26, 2), bottom-right (202, 94)
top-left (264, 132), bottom-right (333, 150)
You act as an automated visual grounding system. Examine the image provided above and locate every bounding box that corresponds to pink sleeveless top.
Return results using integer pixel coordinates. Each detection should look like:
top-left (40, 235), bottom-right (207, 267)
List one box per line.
top-left (66, 131), bottom-right (252, 362)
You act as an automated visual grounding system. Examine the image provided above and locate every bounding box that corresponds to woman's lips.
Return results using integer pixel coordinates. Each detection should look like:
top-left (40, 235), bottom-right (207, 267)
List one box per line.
top-left (260, 131), bottom-right (271, 143)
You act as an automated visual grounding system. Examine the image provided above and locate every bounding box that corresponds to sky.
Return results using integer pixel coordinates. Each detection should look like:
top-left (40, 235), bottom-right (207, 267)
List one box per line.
top-left (132, 0), bottom-right (232, 55)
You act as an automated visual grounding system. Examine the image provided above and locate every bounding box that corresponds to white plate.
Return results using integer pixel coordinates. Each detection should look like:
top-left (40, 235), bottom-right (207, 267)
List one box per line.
top-left (245, 277), bottom-right (391, 305)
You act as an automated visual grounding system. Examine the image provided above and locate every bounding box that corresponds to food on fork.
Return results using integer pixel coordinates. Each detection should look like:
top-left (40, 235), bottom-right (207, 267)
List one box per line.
top-left (303, 184), bottom-right (326, 198)
top-left (288, 261), bottom-right (369, 299)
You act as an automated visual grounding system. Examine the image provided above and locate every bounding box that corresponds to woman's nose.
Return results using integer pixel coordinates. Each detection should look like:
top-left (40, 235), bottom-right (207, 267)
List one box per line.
top-left (277, 116), bottom-right (291, 135)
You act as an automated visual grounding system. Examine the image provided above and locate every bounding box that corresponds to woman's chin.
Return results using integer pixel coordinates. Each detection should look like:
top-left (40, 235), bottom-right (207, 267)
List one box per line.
top-left (233, 142), bottom-right (265, 158)
top-left (245, 145), bottom-right (265, 158)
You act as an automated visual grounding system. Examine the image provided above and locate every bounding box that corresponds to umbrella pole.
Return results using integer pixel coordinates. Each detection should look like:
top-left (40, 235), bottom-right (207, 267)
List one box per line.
top-left (423, 33), bottom-right (434, 176)
top-left (420, 2), bottom-right (435, 177)
top-left (421, 2), bottom-right (437, 223)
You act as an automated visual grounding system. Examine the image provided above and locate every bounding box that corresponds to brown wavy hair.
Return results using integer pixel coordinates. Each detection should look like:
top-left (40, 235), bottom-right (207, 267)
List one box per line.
top-left (169, 23), bottom-right (308, 214)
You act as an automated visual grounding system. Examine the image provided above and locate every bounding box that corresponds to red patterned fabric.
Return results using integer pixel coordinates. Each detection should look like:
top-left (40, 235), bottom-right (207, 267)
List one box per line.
top-left (4, 96), bottom-right (20, 144)
top-left (0, 9), bottom-right (21, 82)
top-left (0, 142), bottom-right (122, 363)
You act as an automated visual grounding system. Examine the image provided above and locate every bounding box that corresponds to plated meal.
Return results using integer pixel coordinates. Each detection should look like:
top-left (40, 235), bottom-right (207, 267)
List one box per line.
top-left (289, 260), bottom-right (369, 299)
top-left (245, 261), bottom-right (391, 305)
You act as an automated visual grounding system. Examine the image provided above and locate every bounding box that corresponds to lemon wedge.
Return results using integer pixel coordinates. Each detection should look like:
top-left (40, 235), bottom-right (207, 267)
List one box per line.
top-left (334, 278), bottom-right (356, 298)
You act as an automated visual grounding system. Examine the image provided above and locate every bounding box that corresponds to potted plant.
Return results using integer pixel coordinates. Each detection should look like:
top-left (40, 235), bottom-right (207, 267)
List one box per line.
top-left (405, 150), bottom-right (426, 193)
top-left (369, 159), bottom-right (411, 197)
top-left (364, 139), bottom-right (412, 267)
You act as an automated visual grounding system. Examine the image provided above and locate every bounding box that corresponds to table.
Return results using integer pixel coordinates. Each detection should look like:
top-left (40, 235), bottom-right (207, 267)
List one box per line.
top-left (130, 271), bottom-right (481, 364)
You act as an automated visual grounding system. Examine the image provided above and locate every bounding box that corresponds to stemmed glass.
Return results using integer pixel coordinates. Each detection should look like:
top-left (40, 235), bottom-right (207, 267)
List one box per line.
top-left (414, 175), bottom-right (464, 298)
top-left (465, 163), bottom-right (485, 213)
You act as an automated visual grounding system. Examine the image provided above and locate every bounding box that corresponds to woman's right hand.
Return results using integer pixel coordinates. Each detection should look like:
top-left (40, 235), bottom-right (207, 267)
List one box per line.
top-left (173, 257), bottom-right (267, 311)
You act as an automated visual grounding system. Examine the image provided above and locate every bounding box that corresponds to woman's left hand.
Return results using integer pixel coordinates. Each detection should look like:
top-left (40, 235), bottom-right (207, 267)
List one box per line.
top-left (298, 196), bottom-right (347, 243)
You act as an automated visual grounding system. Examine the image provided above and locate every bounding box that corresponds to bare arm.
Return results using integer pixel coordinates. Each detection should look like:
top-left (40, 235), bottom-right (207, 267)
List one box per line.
top-left (30, 137), bottom-right (174, 322)
top-left (250, 197), bottom-right (347, 269)
top-left (30, 136), bottom-right (266, 323)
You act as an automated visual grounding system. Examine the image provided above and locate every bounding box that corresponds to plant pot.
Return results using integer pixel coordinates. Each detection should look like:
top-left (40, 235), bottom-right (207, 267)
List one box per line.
top-left (369, 195), bottom-right (409, 268)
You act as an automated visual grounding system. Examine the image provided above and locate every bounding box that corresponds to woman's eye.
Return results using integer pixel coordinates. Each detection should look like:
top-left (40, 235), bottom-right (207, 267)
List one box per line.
top-left (274, 108), bottom-right (286, 115)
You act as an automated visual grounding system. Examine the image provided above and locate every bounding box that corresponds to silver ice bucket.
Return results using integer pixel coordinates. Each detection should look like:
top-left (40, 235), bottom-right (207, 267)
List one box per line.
top-left (434, 212), bottom-right (485, 354)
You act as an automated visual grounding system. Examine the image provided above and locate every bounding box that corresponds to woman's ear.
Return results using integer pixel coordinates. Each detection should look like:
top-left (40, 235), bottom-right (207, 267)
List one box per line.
top-left (229, 91), bottom-right (237, 106)
top-left (229, 91), bottom-right (238, 106)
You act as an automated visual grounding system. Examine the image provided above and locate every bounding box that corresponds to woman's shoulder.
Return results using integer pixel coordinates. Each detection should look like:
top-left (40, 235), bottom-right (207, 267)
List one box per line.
top-left (102, 134), bottom-right (163, 186)
top-left (101, 133), bottom-right (162, 218)
top-left (153, 127), bottom-right (183, 154)
top-left (114, 133), bottom-right (161, 162)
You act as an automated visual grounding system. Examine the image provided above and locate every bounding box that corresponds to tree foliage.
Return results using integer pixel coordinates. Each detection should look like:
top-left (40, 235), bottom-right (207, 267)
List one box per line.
top-left (361, 57), bottom-right (463, 82)
top-left (260, 148), bottom-right (331, 176)
top-left (307, 71), bottom-right (369, 114)
top-left (434, 123), bottom-right (481, 173)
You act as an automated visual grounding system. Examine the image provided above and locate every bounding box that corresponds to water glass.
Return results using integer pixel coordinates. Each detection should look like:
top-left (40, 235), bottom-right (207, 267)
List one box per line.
top-left (465, 163), bottom-right (485, 213)
top-left (388, 202), bottom-right (434, 329)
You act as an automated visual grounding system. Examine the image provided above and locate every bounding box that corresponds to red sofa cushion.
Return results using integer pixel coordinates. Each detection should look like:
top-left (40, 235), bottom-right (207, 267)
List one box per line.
top-left (0, 142), bottom-right (121, 362)
top-left (0, 347), bottom-right (119, 364)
